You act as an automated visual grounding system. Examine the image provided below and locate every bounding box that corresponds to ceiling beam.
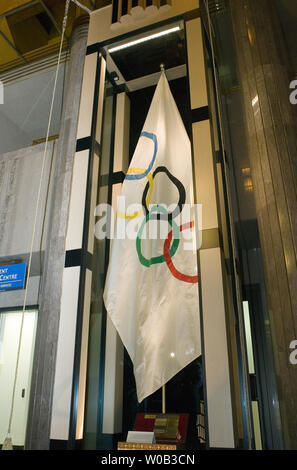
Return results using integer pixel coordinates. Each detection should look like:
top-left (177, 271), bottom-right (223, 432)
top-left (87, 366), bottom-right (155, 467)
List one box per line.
top-left (0, 1), bottom-right (40, 20)
top-left (0, 30), bottom-right (27, 63)
top-left (38, 0), bottom-right (62, 35)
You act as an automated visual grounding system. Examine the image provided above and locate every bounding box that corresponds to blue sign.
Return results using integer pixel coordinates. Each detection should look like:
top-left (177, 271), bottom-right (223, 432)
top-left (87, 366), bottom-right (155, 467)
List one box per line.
top-left (0, 263), bottom-right (27, 291)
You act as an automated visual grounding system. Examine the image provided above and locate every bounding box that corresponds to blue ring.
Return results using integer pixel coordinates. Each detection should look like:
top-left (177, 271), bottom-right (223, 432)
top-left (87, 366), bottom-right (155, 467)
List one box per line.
top-left (125, 132), bottom-right (158, 181)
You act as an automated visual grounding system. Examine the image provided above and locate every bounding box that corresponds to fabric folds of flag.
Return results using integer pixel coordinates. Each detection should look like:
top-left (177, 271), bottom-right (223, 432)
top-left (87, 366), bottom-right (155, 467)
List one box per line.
top-left (103, 72), bottom-right (201, 403)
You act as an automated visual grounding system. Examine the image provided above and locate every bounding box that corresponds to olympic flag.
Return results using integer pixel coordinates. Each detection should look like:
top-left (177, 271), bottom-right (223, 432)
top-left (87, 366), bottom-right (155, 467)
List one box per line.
top-left (103, 71), bottom-right (201, 403)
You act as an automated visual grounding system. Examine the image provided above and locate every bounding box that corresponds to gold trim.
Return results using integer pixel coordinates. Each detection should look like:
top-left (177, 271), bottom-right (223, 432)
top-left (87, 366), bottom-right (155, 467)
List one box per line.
top-left (0, 39), bottom-right (69, 74)
top-left (32, 135), bottom-right (59, 146)
top-left (200, 228), bottom-right (222, 250)
top-left (117, 442), bottom-right (177, 450)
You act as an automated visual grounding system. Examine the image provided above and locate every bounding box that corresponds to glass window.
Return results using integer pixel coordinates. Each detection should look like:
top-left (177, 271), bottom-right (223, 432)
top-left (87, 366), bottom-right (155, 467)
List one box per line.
top-left (206, 1), bottom-right (284, 449)
top-left (0, 62), bottom-right (67, 155)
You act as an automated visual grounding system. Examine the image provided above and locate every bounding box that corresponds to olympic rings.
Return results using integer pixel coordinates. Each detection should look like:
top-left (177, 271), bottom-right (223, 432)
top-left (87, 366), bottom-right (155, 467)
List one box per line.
top-left (142, 166), bottom-right (186, 221)
top-left (125, 132), bottom-right (158, 181)
top-left (164, 221), bottom-right (198, 284)
top-left (136, 205), bottom-right (180, 268)
top-left (117, 130), bottom-right (198, 284)
top-left (117, 169), bottom-right (153, 219)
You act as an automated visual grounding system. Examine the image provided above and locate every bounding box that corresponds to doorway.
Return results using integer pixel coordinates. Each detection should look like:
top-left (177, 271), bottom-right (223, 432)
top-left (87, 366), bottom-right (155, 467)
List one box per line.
top-left (0, 310), bottom-right (38, 447)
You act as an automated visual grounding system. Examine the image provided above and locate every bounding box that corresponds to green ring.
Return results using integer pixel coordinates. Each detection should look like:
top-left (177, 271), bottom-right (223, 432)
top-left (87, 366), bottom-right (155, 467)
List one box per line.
top-left (136, 205), bottom-right (180, 268)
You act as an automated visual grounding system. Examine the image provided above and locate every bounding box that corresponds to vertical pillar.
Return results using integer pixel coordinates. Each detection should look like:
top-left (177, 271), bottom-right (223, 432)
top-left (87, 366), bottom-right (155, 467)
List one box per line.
top-left (71, 52), bottom-right (106, 444)
top-left (25, 18), bottom-right (89, 450)
top-left (186, 16), bottom-right (236, 448)
top-left (229, 0), bottom-right (297, 449)
top-left (102, 92), bottom-right (130, 437)
top-left (64, 37), bottom-right (107, 446)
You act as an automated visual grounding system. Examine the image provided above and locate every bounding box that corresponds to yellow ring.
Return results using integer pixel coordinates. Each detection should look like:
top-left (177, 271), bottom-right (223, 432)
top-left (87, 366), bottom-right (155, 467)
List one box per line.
top-left (117, 169), bottom-right (153, 219)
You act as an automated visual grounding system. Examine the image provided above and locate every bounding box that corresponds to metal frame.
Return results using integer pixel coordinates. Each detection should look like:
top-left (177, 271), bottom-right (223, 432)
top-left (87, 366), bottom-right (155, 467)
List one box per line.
top-left (39, 0), bottom-right (62, 35)
top-left (68, 50), bottom-right (105, 449)
top-left (182, 17), bottom-right (210, 450)
top-left (96, 75), bottom-right (118, 449)
top-left (68, 4), bottom-right (258, 452)
top-left (245, 282), bottom-right (284, 449)
top-left (0, 30), bottom-right (27, 63)
top-left (0, 305), bottom-right (39, 313)
top-left (203, 27), bottom-right (252, 449)
top-left (69, 12), bottom-right (211, 451)
top-left (0, 1), bottom-right (40, 19)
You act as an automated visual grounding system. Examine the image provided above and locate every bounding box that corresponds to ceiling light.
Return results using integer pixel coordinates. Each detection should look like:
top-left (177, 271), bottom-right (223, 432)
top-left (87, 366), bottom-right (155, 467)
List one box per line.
top-left (108, 26), bottom-right (181, 54)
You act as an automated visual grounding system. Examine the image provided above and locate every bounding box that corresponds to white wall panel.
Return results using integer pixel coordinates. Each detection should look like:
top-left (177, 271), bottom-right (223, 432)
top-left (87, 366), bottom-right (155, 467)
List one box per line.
top-left (0, 141), bottom-right (56, 257)
top-left (77, 53), bottom-right (97, 140)
top-left (200, 248), bottom-right (235, 448)
top-left (50, 267), bottom-right (80, 440)
top-left (186, 17), bottom-right (208, 110)
top-left (113, 93), bottom-right (130, 174)
top-left (95, 58), bottom-right (107, 144)
top-left (76, 268), bottom-right (92, 440)
top-left (88, 154), bottom-right (100, 254)
top-left (192, 120), bottom-right (219, 231)
top-left (66, 150), bottom-right (89, 251)
top-left (102, 315), bottom-right (124, 434)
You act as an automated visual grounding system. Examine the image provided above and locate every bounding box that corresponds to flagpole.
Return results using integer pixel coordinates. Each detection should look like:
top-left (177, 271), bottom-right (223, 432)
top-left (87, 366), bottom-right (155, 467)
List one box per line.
top-left (160, 62), bottom-right (166, 416)
top-left (162, 385), bottom-right (166, 414)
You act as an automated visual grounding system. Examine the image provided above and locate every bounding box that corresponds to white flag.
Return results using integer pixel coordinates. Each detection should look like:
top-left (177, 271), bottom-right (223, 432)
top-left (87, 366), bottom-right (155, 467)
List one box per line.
top-left (103, 72), bottom-right (201, 403)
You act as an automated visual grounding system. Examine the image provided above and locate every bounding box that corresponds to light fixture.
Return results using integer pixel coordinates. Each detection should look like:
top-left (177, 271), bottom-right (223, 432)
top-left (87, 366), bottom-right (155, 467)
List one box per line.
top-left (241, 167), bottom-right (251, 175)
top-left (244, 177), bottom-right (254, 193)
top-left (252, 95), bottom-right (259, 107)
top-left (110, 71), bottom-right (120, 82)
top-left (108, 25), bottom-right (181, 54)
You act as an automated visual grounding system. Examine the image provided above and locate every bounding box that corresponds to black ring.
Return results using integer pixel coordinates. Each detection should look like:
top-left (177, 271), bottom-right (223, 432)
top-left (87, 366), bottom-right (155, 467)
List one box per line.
top-left (142, 166), bottom-right (186, 221)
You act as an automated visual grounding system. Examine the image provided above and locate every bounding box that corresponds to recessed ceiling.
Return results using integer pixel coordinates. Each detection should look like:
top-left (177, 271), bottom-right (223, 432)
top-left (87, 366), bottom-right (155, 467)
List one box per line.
top-left (104, 22), bottom-right (187, 92)
top-left (0, 0), bottom-right (110, 74)
top-left (109, 28), bottom-right (185, 82)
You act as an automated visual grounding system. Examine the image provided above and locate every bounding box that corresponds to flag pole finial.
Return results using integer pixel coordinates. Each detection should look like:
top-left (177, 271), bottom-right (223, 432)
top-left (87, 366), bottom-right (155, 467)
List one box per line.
top-left (160, 63), bottom-right (165, 72)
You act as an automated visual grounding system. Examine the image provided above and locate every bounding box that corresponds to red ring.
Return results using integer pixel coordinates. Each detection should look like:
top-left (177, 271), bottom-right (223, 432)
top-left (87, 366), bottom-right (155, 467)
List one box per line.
top-left (164, 221), bottom-right (199, 284)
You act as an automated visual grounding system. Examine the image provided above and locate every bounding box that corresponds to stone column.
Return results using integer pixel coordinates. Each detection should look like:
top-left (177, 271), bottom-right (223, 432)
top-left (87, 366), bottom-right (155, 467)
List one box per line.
top-left (229, 0), bottom-right (297, 449)
top-left (25, 17), bottom-right (89, 450)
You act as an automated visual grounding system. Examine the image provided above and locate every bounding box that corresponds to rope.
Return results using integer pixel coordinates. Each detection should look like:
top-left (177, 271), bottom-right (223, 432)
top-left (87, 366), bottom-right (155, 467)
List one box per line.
top-left (5, 0), bottom-right (71, 440)
top-left (71, 0), bottom-right (92, 15)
